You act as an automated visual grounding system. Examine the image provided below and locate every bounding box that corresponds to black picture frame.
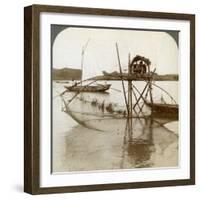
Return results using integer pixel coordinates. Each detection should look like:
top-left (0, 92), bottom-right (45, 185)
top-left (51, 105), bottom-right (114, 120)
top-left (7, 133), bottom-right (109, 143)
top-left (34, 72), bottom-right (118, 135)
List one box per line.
top-left (24, 4), bottom-right (195, 194)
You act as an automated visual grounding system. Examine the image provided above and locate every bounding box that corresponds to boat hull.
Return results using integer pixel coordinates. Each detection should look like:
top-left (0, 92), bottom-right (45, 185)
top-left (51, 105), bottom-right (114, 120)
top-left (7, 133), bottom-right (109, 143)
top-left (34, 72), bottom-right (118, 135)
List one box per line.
top-left (65, 84), bottom-right (111, 92)
top-left (146, 102), bottom-right (178, 119)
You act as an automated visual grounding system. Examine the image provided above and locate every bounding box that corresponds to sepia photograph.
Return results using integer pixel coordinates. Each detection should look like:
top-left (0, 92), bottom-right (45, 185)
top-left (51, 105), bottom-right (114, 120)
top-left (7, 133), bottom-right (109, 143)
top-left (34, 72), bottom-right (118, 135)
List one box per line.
top-left (52, 25), bottom-right (179, 173)
top-left (24, 5), bottom-right (195, 194)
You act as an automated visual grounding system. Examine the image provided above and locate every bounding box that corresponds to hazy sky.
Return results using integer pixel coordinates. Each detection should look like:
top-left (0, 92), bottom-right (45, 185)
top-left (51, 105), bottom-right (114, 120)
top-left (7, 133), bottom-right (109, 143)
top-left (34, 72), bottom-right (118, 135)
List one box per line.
top-left (53, 27), bottom-right (178, 79)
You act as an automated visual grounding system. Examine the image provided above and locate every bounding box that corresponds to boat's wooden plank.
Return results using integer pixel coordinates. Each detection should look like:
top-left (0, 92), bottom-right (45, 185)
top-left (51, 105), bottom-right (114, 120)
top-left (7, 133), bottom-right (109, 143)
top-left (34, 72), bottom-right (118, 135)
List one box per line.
top-left (90, 74), bottom-right (178, 81)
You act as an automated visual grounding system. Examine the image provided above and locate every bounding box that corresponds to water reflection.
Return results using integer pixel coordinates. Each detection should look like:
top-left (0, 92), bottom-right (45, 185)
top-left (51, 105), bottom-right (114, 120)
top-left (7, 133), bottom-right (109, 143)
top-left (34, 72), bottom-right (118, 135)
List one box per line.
top-left (52, 114), bottom-right (178, 172)
top-left (52, 81), bottom-right (178, 172)
top-left (120, 117), bottom-right (155, 168)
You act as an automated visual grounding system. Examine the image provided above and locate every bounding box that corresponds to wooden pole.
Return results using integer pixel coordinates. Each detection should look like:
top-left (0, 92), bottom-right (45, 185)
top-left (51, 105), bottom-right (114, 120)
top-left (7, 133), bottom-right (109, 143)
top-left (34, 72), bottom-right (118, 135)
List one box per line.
top-left (137, 87), bottom-right (150, 115)
top-left (128, 53), bottom-right (133, 135)
top-left (127, 55), bottom-right (130, 118)
top-left (147, 68), bottom-right (156, 115)
top-left (128, 53), bottom-right (133, 118)
top-left (132, 85), bottom-right (149, 105)
top-left (149, 80), bottom-right (153, 105)
top-left (115, 43), bottom-right (129, 113)
top-left (132, 86), bottom-right (143, 114)
top-left (132, 82), bottom-right (149, 110)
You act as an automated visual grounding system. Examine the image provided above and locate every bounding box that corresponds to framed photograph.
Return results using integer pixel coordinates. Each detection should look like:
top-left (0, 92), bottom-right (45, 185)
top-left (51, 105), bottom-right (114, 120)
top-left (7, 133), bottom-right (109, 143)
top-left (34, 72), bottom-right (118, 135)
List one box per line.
top-left (24, 4), bottom-right (195, 194)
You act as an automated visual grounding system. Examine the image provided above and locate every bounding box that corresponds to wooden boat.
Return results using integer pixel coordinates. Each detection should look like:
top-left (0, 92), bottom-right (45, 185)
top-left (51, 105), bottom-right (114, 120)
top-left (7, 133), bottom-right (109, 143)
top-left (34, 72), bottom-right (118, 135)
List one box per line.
top-left (56, 80), bottom-right (69, 84)
top-left (146, 102), bottom-right (178, 119)
top-left (62, 39), bottom-right (112, 93)
top-left (64, 83), bottom-right (111, 92)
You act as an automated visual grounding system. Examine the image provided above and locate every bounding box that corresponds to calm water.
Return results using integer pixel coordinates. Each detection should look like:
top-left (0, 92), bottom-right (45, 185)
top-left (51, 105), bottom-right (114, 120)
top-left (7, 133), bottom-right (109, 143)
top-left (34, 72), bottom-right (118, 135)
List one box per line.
top-left (52, 81), bottom-right (178, 172)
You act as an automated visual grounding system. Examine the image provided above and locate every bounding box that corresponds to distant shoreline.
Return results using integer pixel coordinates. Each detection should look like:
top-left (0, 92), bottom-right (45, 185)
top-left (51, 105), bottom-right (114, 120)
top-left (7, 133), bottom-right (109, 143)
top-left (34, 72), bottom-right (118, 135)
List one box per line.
top-left (52, 67), bottom-right (81, 80)
top-left (52, 67), bottom-right (178, 81)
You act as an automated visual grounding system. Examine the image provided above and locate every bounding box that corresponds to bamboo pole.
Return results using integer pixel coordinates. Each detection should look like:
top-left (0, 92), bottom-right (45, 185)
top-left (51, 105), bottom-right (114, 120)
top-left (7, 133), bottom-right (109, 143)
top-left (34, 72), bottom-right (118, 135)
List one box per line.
top-left (149, 79), bottom-right (153, 105)
top-left (128, 53), bottom-right (133, 118)
top-left (131, 88), bottom-right (139, 114)
top-left (132, 84), bottom-right (149, 105)
top-left (137, 87), bottom-right (150, 115)
top-left (128, 53), bottom-right (133, 135)
top-left (132, 86), bottom-right (145, 113)
top-left (115, 43), bottom-right (129, 113)
top-left (147, 68), bottom-right (156, 106)
top-left (132, 87), bottom-right (144, 114)
top-left (132, 82), bottom-right (149, 110)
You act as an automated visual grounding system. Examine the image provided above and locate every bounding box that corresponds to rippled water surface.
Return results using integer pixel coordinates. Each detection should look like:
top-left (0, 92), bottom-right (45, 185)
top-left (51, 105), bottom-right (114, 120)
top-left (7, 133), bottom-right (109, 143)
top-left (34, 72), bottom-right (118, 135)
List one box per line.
top-left (52, 81), bottom-right (178, 172)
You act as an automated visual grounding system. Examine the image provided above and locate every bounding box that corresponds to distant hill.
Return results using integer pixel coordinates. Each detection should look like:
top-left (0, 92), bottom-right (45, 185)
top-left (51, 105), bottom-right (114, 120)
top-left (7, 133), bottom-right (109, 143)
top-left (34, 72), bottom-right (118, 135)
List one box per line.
top-left (52, 67), bottom-right (82, 80)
